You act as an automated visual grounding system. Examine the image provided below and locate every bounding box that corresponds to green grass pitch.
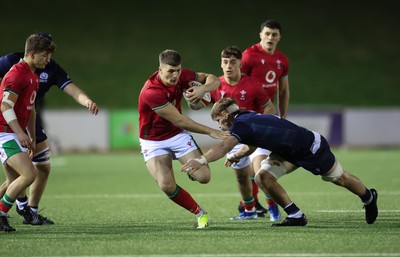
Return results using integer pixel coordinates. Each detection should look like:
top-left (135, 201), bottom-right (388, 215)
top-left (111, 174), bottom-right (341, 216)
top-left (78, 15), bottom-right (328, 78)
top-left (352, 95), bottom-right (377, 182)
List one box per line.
top-left (0, 149), bottom-right (399, 257)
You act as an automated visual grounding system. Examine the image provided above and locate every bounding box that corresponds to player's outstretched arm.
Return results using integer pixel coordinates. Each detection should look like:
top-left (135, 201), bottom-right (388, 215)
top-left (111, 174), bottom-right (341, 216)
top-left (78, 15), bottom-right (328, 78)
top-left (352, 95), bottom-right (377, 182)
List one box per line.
top-left (181, 136), bottom-right (238, 173)
top-left (155, 103), bottom-right (229, 140)
top-left (63, 83), bottom-right (99, 115)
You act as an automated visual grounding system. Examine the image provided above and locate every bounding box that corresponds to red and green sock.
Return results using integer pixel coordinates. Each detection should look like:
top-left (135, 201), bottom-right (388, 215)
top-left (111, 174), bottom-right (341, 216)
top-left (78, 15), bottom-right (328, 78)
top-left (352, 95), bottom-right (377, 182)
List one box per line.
top-left (0, 193), bottom-right (15, 214)
top-left (243, 197), bottom-right (256, 212)
top-left (168, 185), bottom-right (203, 215)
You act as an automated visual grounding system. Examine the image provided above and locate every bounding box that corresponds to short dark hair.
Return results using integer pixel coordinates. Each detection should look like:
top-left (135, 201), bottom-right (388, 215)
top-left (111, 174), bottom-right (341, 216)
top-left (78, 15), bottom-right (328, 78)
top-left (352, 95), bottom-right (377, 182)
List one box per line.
top-left (24, 33), bottom-right (56, 56)
top-left (159, 49), bottom-right (182, 66)
top-left (221, 46), bottom-right (242, 60)
top-left (260, 19), bottom-right (282, 34)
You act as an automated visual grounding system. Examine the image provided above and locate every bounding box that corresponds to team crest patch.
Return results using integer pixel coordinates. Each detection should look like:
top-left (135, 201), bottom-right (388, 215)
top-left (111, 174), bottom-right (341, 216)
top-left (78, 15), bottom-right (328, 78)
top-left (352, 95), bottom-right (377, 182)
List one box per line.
top-left (39, 72), bottom-right (49, 83)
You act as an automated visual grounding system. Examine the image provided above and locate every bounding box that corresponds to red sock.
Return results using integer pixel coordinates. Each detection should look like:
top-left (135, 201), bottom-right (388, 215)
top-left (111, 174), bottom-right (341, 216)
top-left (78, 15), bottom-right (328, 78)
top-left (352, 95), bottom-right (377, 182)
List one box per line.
top-left (169, 186), bottom-right (202, 215)
top-left (243, 198), bottom-right (256, 211)
top-left (252, 180), bottom-right (259, 201)
top-left (266, 198), bottom-right (277, 207)
top-left (0, 201), bottom-right (11, 213)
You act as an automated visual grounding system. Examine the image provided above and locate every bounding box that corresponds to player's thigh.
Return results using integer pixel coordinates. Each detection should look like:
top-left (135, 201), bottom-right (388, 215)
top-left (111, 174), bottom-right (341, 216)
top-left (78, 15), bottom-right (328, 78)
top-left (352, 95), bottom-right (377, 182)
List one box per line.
top-left (258, 153), bottom-right (297, 180)
top-left (251, 154), bottom-right (268, 174)
top-left (6, 153), bottom-right (36, 179)
top-left (234, 165), bottom-right (253, 179)
top-left (1, 163), bottom-right (19, 182)
top-left (178, 148), bottom-right (203, 164)
top-left (250, 148), bottom-right (270, 173)
top-left (145, 154), bottom-right (175, 184)
top-left (35, 139), bottom-right (49, 152)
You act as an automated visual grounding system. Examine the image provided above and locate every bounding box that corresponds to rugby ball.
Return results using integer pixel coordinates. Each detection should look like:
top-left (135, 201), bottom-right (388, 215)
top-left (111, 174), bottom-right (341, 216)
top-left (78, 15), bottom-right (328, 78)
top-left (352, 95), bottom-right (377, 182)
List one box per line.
top-left (184, 81), bottom-right (212, 110)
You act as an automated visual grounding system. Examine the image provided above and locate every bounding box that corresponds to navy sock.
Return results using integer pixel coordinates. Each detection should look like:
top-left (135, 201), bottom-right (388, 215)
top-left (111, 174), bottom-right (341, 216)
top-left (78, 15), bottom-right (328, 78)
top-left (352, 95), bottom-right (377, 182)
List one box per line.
top-left (283, 202), bottom-right (300, 216)
top-left (17, 196), bottom-right (28, 203)
top-left (360, 188), bottom-right (372, 204)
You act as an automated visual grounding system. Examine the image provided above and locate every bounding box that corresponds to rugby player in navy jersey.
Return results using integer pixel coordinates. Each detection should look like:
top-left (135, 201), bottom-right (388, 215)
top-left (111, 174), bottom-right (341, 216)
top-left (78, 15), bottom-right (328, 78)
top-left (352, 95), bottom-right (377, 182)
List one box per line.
top-left (0, 33), bottom-right (99, 225)
top-left (181, 98), bottom-right (378, 226)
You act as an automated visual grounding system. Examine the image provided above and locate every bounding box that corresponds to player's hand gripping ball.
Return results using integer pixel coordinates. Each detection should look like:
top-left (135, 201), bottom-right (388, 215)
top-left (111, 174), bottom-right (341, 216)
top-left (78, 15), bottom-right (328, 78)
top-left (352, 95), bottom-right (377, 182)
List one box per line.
top-left (184, 81), bottom-right (212, 109)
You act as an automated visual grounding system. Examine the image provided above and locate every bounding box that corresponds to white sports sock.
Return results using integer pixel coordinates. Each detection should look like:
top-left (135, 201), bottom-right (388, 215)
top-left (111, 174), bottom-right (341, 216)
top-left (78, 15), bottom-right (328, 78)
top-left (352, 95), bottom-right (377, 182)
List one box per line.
top-left (287, 210), bottom-right (303, 218)
top-left (16, 199), bottom-right (28, 210)
top-left (30, 206), bottom-right (38, 214)
top-left (244, 207), bottom-right (256, 213)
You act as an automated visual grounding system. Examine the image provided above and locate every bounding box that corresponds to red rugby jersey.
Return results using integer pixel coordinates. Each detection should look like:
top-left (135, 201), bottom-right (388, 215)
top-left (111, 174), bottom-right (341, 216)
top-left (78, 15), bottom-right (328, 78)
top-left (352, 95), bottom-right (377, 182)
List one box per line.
top-left (0, 61), bottom-right (39, 130)
top-left (241, 43), bottom-right (289, 102)
top-left (138, 69), bottom-right (196, 140)
top-left (211, 75), bottom-right (270, 114)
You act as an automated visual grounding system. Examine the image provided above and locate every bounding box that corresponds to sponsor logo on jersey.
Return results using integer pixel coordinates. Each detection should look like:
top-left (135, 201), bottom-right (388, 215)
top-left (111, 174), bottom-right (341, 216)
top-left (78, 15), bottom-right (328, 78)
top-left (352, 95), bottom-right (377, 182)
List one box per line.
top-left (262, 83), bottom-right (277, 89)
top-left (265, 70), bottom-right (277, 83)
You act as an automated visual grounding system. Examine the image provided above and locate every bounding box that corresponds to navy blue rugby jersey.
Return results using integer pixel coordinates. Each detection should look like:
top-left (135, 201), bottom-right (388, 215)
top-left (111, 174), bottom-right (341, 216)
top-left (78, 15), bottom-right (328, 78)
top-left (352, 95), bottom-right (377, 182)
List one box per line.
top-left (230, 111), bottom-right (315, 159)
top-left (0, 52), bottom-right (72, 107)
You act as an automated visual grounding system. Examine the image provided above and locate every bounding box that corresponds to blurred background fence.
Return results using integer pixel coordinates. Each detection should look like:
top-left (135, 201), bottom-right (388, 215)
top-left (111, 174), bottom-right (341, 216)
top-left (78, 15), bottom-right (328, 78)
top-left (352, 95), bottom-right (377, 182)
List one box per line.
top-left (1, 0), bottom-right (399, 151)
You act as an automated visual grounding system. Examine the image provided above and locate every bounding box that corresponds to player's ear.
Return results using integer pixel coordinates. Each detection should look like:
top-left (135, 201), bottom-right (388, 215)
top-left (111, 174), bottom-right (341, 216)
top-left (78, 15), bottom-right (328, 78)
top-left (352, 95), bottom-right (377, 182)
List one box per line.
top-left (28, 51), bottom-right (35, 59)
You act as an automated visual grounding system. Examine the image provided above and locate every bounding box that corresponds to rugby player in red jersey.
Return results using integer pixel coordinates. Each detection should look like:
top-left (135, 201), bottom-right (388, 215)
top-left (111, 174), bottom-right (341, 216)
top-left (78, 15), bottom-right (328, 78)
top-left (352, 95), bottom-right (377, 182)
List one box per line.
top-left (0, 34), bottom-right (56, 232)
top-left (0, 33), bottom-right (99, 225)
top-left (138, 49), bottom-right (228, 229)
top-left (241, 19), bottom-right (290, 221)
top-left (209, 46), bottom-right (275, 220)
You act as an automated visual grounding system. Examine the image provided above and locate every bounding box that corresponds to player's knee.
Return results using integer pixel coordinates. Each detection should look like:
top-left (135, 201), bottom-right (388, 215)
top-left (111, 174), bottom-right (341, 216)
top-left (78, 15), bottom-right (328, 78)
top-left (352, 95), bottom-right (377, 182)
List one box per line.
top-left (22, 169), bottom-right (37, 185)
top-left (321, 161), bottom-right (344, 182)
top-left (159, 182), bottom-right (176, 195)
top-left (193, 166), bottom-right (211, 184)
top-left (34, 163), bottom-right (51, 176)
top-left (254, 169), bottom-right (276, 192)
top-left (197, 176), bottom-right (210, 184)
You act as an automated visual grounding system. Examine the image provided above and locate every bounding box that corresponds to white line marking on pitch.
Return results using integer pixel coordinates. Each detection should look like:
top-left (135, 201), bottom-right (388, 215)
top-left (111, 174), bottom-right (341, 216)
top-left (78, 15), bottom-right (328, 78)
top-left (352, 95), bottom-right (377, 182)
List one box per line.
top-left (318, 210), bottom-right (400, 213)
top-left (41, 253), bottom-right (400, 257)
top-left (45, 191), bottom-right (400, 199)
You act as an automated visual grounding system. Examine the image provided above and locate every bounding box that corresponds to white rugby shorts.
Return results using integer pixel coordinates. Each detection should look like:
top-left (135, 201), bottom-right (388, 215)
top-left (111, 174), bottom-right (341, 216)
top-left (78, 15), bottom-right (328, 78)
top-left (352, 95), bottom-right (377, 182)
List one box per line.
top-left (140, 131), bottom-right (199, 162)
top-left (0, 133), bottom-right (27, 163)
top-left (228, 143), bottom-right (251, 169)
top-left (249, 147), bottom-right (271, 161)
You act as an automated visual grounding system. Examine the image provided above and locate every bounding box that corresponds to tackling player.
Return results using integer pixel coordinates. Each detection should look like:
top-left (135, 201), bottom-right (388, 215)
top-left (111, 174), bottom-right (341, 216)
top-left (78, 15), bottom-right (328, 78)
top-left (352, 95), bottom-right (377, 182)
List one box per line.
top-left (181, 98), bottom-right (379, 226)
